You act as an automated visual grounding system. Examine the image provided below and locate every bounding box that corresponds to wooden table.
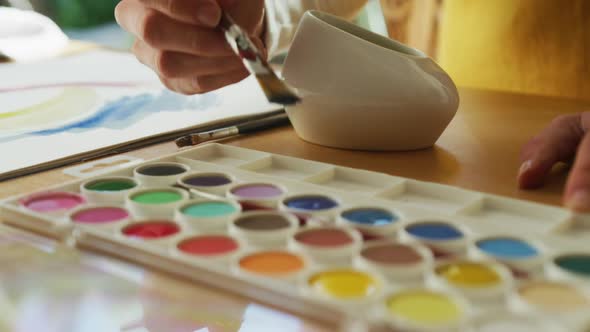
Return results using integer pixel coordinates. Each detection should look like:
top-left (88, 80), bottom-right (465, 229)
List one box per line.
top-left (1, 87), bottom-right (589, 331)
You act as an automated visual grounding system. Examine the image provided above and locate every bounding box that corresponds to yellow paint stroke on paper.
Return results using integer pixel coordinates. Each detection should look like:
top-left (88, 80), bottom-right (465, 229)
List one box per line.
top-left (0, 87), bottom-right (98, 131)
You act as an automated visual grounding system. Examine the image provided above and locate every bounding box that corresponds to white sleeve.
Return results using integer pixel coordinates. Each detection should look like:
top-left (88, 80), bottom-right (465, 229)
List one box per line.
top-left (264, 0), bottom-right (369, 58)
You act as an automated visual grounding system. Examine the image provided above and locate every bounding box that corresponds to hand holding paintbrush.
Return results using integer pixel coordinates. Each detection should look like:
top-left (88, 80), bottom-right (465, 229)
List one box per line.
top-left (115, 0), bottom-right (299, 104)
top-left (218, 10), bottom-right (299, 105)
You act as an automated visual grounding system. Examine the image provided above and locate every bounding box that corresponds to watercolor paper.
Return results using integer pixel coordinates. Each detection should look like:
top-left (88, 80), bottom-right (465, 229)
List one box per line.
top-left (0, 50), bottom-right (280, 180)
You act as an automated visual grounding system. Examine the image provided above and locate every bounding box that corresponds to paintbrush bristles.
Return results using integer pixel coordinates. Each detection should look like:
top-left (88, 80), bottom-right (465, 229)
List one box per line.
top-left (175, 135), bottom-right (194, 148)
top-left (255, 74), bottom-right (301, 106)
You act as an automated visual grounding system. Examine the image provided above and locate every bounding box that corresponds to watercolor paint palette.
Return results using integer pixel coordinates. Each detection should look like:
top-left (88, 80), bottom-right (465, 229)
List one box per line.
top-left (1, 143), bottom-right (590, 332)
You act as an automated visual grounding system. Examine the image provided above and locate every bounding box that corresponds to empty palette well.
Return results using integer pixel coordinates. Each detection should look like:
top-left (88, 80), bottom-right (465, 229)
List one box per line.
top-left (376, 180), bottom-right (481, 213)
top-left (239, 155), bottom-right (331, 180)
top-left (304, 167), bottom-right (401, 193)
top-left (178, 144), bottom-right (269, 166)
top-left (458, 196), bottom-right (569, 234)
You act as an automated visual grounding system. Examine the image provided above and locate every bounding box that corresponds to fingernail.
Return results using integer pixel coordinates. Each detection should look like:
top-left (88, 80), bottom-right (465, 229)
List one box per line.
top-left (566, 190), bottom-right (590, 212)
top-left (518, 160), bottom-right (533, 177)
top-left (197, 3), bottom-right (221, 27)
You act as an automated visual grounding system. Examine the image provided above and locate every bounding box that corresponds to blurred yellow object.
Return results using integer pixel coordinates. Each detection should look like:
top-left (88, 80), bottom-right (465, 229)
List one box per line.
top-left (438, 0), bottom-right (590, 101)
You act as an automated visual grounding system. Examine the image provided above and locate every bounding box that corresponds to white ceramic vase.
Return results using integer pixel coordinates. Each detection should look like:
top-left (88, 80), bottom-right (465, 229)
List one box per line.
top-left (282, 10), bottom-right (459, 151)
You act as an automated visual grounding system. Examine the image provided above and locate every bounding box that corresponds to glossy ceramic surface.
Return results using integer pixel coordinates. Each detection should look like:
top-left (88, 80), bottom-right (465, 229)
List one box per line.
top-left (283, 10), bottom-right (459, 151)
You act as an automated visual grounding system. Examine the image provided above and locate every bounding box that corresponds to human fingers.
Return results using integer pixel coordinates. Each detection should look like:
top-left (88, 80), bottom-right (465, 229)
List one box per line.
top-left (116, 0), bottom-right (232, 56)
top-left (160, 67), bottom-right (249, 95)
top-left (132, 40), bottom-right (244, 78)
top-left (137, 0), bottom-right (221, 27)
top-left (518, 114), bottom-right (584, 189)
top-left (563, 132), bottom-right (590, 212)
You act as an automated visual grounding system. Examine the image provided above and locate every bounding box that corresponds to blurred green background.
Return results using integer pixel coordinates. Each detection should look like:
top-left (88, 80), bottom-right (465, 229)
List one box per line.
top-left (10, 0), bottom-right (132, 49)
top-left (30, 0), bottom-right (120, 28)
top-left (55, 0), bottom-right (119, 28)
top-left (1, 0), bottom-right (385, 52)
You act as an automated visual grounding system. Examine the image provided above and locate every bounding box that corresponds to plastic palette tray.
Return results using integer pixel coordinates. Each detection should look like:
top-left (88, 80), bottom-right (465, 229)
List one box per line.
top-left (1, 143), bottom-right (589, 332)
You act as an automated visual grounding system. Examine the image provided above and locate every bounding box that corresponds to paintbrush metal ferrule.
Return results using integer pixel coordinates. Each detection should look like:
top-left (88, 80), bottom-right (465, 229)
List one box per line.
top-left (219, 12), bottom-right (300, 106)
top-left (175, 127), bottom-right (239, 147)
top-left (175, 111), bottom-right (290, 148)
top-left (196, 127), bottom-right (239, 142)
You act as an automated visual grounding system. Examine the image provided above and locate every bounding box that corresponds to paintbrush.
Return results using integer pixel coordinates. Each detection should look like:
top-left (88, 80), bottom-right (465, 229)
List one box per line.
top-left (219, 12), bottom-right (300, 106)
top-left (175, 111), bottom-right (290, 147)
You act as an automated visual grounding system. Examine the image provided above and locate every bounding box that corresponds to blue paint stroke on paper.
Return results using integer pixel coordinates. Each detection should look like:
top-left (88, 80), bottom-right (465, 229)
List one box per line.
top-left (0, 89), bottom-right (221, 143)
top-left (33, 89), bottom-right (220, 135)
